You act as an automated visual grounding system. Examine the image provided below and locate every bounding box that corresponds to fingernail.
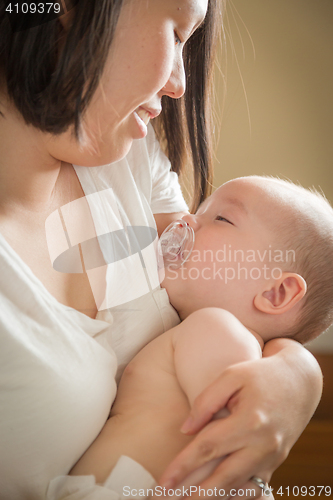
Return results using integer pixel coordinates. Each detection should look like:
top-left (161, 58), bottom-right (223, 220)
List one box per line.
top-left (180, 416), bottom-right (194, 434)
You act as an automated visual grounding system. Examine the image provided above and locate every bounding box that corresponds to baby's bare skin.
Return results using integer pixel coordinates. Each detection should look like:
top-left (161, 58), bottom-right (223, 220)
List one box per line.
top-left (70, 308), bottom-right (262, 484)
top-left (70, 328), bottom-right (193, 483)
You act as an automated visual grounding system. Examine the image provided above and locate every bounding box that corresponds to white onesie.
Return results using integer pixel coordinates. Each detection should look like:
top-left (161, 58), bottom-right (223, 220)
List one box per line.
top-left (0, 125), bottom-right (187, 500)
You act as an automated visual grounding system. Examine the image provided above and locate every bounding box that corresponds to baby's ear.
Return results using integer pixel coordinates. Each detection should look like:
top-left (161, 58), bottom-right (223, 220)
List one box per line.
top-left (254, 273), bottom-right (307, 315)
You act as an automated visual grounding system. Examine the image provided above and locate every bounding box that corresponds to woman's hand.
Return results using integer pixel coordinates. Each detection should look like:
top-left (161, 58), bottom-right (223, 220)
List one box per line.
top-left (158, 338), bottom-right (323, 499)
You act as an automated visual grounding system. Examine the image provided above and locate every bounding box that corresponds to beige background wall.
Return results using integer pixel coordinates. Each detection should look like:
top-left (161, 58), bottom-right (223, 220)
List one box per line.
top-left (213, 0), bottom-right (333, 352)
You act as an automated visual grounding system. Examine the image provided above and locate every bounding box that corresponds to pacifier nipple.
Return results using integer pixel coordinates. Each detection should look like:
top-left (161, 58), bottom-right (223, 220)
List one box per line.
top-left (159, 219), bottom-right (195, 268)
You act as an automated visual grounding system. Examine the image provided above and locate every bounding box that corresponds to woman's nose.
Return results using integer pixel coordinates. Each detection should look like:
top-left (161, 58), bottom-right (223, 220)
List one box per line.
top-left (181, 213), bottom-right (200, 232)
top-left (161, 56), bottom-right (186, 100)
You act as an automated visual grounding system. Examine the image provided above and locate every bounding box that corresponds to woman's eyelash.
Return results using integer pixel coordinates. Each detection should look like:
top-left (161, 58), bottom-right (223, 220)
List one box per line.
top-left (174, 31), bottom-right (182, 46)
top-left (216, 215), bottom-right (233, 224)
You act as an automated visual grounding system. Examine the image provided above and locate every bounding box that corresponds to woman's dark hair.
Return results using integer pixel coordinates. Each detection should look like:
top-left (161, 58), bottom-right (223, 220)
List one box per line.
top-left (0, 0), bottom-right (224, 211)
top-left (0, 0), bottom-right (124, 134)
top-left (155, 0), bottom-right (224, 211)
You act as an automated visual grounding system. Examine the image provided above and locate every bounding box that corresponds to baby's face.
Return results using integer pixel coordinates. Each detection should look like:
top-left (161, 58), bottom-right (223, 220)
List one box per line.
top-left (162, 177), bottom-right (285, 321)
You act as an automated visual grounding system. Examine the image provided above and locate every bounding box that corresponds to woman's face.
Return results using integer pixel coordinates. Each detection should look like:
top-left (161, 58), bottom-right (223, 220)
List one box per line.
top-left (46, 0), bottom-right (208, 166)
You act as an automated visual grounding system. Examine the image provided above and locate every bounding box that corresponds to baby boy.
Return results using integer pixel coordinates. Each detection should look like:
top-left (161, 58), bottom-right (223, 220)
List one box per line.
top-left (47, 176), bottom-right (333, 499)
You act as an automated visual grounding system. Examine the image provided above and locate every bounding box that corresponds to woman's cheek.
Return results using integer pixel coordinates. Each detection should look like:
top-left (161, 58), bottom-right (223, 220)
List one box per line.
top-left (151, 32), bottom-right (176, 88)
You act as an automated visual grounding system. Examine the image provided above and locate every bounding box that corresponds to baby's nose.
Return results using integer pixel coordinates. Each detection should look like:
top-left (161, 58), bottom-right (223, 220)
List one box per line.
top-left (181, 214), bottom-right (200, 232)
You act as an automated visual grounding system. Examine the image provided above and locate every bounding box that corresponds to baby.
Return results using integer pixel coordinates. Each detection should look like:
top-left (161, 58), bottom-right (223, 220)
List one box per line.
top-left (47, 176), bottom-right (333, 499)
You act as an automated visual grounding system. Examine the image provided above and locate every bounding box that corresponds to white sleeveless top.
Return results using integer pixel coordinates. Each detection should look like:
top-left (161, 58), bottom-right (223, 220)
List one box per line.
top-left (0, 125), bottom-right (187, 499)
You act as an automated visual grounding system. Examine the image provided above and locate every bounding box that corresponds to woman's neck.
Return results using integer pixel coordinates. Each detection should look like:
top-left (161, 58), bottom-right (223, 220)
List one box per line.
top-left (0, 100), bottom-right (63, 213)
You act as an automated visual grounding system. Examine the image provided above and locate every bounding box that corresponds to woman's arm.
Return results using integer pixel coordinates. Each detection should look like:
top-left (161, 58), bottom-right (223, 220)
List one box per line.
top-left (158, 338), bottom-right (323, 497)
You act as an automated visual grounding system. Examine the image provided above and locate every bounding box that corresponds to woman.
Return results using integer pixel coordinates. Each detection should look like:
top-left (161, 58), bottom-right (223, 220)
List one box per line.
top-left (0, 0), bottom-right (322, 498)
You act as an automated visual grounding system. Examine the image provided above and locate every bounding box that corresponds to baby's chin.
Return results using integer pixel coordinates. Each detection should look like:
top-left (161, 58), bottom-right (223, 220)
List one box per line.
top-left (160, 265), bottom-right (181, 291)
top-left (159, 273), bottom-right (170, 294)
top-left (160, 269), bottom-right (185, 315)
top-left (160, 268), bottom-right (174, 294)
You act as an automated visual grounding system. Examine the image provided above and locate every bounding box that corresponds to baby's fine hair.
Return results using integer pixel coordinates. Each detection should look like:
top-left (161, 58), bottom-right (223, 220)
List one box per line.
top-left (261, 177), bottom-right (333, 344)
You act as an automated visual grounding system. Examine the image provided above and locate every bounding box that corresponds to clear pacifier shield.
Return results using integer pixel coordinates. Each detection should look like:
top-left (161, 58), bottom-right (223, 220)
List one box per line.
top-left (159, 219), bottom-right (195, 268)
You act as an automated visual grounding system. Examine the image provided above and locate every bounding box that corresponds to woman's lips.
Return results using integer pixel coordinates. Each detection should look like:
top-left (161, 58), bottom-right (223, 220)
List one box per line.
top-left (133, 109), bottom-right (149, 137)
top-left (135, 108), bottom-right (151, 125)
top-left (133, 106), bottom-right (161, 138)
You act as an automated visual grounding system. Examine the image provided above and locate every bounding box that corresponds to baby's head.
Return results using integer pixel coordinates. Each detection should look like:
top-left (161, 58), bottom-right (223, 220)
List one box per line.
top-left (162, 176), bottom-right (333, 344)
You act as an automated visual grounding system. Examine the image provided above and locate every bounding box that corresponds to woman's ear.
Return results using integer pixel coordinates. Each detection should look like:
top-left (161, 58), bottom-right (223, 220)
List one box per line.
top-left (254, 273), bottom-right (307, 315)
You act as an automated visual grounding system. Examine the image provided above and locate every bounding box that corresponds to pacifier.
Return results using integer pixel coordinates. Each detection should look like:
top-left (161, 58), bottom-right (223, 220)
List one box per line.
top-left (159, 219), bottom-right (195, 268)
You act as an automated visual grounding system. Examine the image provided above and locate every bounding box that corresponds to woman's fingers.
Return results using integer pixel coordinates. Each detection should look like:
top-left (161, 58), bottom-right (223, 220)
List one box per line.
top-left (159, 362), bottom-right (288, 492)
top-left (180, 369), bottom-right (242, 435)
top-left (228, 479), bottom-right (275, 500)
top-left (181, 447), bottom-right (271, 500)
top-left (162, 447), bottom-right (273, 500)
top-left (159, 415), bottom-right (245, 489)
top-left (160, 341), bottom-right (321, 499)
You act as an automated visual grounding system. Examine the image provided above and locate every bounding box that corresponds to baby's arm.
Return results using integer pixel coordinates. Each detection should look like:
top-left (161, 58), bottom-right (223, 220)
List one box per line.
top-left (171, 307), bottom-right (263, 488)
top-left (173, 307), bottom-right (262, 408)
